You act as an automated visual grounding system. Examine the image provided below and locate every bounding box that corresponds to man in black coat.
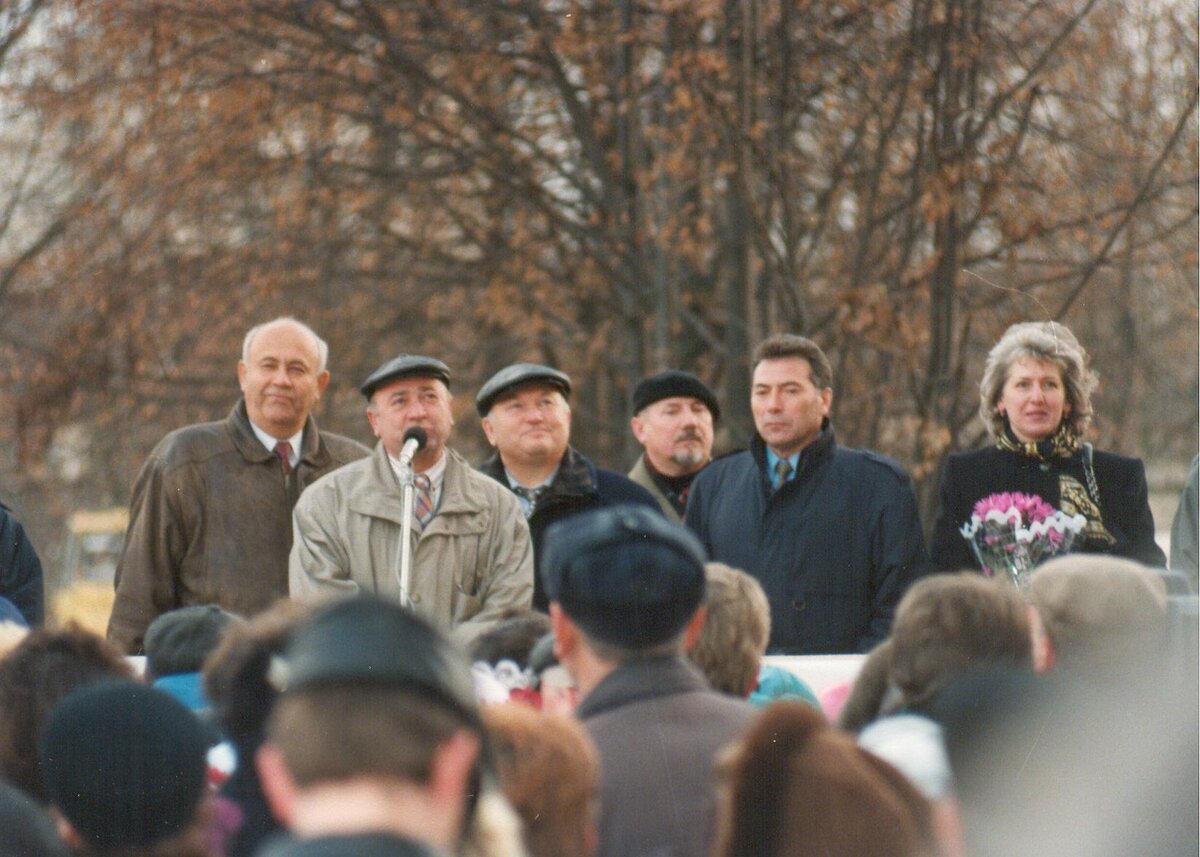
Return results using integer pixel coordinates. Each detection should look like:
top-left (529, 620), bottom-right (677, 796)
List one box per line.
top-left (0, 502), bottom-right (44, 627)
top-left (476, 363), bottom-right (660, 611)
top-left (685, 334), bottom-right (928, 654)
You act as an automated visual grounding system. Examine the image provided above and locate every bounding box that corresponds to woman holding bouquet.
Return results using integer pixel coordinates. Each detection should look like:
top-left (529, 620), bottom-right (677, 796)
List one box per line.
top-left (931, 321), bottom-right (1165, 573)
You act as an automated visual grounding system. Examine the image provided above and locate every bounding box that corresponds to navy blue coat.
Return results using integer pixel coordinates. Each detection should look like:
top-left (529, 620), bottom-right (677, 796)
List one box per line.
top-left (684, 429), bottom-right (928, 654)
top-left (930, 445), bottom-right (1166, 573)
top-left (0, 504), bottom-right (44, 627)
top-left (479, 447), bottom-right (661, 610)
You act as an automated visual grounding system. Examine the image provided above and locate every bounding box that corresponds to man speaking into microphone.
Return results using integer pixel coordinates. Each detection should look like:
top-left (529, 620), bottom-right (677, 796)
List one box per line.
top-left (289, 354), bottom-right (533, 644)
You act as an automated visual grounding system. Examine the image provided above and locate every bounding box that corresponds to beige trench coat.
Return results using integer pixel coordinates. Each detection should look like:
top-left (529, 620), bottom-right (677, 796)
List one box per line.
top-left (289, 443), bottom-right (534, 645)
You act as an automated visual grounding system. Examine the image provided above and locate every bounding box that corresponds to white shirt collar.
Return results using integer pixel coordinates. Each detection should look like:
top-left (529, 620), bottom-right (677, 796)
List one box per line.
top-left (249, 421), bottom-right (303, 468)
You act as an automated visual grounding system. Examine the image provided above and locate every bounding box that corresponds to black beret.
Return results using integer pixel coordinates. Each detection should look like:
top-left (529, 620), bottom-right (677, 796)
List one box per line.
top-left (476, 363), bottom-right (572, 416)
top-left (274, 596), bottom-right (479, 726)
top-left (632, 370), bottom-right (720, 421)
top-left (541, 505), bottom-right (707, 649)
top-left (361, 354), bottom-right (451, 399)
top-left (40, 681), bottom-right (210, 851)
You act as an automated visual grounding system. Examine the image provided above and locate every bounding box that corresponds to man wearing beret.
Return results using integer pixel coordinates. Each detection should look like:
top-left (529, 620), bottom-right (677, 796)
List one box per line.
top-left (108, 318), bottom-right (369, 654)
top-left (255, 597), bottom-right (502, 857)
top-left (289, 355), bottom-right (534, 645)
top-left (543, 505), bottom-right (755, 857)
top-left (628, 369), bottom-right (720, 522)
top-left (685, 334), bottom-right (928, 654)
top-left (476, 363), bottom-right (661, 611)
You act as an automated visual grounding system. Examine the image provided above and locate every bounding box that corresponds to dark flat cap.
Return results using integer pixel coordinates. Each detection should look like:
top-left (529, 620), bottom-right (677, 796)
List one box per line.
top-left (541, 505), bottom-right (707, 649)
top-left (144, 604), bottom-right (241, 679)
top-left (632, 370), bottom-right (721, 421)
top-left (476, 363), bottom-right (572, 416)
top-left (361, 354), bottom-right (451, 399)
top-left (40, 681), bottom-right (210, 851)
top-left (275, 596), bottom-right (478, 724)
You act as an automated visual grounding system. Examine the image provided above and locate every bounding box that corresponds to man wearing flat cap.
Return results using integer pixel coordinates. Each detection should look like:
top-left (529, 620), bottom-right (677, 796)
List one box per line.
top-left (255, 596), bottom-right (505, 857)
top-left (108, 317), bottom-right (369, 654)
top-left (628, 369), bottom-right (720, 522)
top-left (476, 363), bottom-right (660, 611)
top-left (543, 505), bottom-right (754, 857)
top-left (289, 354), bottom-right (533, 645)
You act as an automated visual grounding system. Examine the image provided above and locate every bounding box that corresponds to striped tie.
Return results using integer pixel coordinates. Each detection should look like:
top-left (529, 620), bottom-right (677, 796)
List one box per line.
top-left (773, 458), bottom-right (793, 492)
top-left (414, 473), bottom-right (435, 527)
top-left (273, 441), bottom-right (293, 476)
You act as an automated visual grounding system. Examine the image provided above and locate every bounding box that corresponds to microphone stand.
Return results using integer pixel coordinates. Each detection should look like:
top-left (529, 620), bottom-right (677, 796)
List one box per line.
top-left (396, 458), bottom-right (416, 608)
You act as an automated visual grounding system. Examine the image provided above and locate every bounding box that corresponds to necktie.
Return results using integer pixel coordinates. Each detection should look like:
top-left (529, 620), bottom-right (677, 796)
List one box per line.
top-left (273, 441), bottom-right (293, 476)
top-left (773, 458), bottom-right (793, 491)
top-left (414, 473), bottom-right (435, 527)
top-left (512, 485), bottom-right (543, 518)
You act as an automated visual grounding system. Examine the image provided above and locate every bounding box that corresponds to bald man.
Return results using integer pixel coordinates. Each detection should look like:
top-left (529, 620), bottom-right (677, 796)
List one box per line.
top-left (108, 318), bottom-right (368, 653)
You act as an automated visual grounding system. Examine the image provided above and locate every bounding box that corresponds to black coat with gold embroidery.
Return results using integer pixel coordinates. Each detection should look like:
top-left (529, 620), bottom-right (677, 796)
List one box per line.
top-left (930, 445), bottom-right (1166, 572)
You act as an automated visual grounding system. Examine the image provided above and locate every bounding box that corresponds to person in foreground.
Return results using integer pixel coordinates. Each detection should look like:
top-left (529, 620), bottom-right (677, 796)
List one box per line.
top-left (290, 354), bottom-right (533, 644)
top-left (685, 333), bottom-right (928, 653)
top-left (254, 596), bottom-right (514, 857)
top-left (108, 317), bottom-right (368, 653)
top-left (931, 320), bottom-right (1165, 572)
top-left (543, 504), bottom-right (755, 857)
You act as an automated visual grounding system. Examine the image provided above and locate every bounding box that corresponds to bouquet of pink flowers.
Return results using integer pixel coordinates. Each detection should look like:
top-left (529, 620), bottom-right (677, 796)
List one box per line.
top-left (959, 491), bottom-right (1087, 588)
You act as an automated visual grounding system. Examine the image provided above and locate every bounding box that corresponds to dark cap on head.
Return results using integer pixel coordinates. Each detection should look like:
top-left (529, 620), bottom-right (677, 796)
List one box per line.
top-left (361, 354), bottom-right (452, 399)
top-left (144, 604), bottom-right (240, 679)
top-left (39, 681), bottom-right (210, 851)
top-left (476, 363), bottom-right (572, 416)
top-left (274, 596), bottom-right (478, 725)
top-left (632, 370), bottom-right (721, 422)
top-left (541, 505), bottom-right (706, 649)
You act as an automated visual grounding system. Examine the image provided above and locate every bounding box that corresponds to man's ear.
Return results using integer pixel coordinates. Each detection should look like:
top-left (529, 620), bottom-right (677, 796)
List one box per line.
top-left (481, 416), bottom-right (498, 448)
top-left (315, 369), bottom-right (331, 396)
top-left (549, 603), bottom-right (577, 662)
top-left (1028, 604), bottom-right (1055, 673)
top-left (683, 605), bottom-right (708, 653)
top-left (256, 742), bottom-right (298, 828)
top-left (429, 730), bottom-right (481, 808)
top-left (53, 810), bottom-right (84, 850)
top-left (630, 415), bottom-right (646, 445)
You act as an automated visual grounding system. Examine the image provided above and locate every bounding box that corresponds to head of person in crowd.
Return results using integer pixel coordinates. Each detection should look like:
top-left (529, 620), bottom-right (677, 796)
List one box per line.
top-left (541, 505), bottom-right (707, 697)
top-left (361, 354), bottom-right (455, 472)
top-left (478, 363), bottom-right (573, 485)
top-left (39, 680), bottom-right (214, 857)
top-left (836, 638), bottom-right (898, 733)
top-left (483, 702), bottom-right (599, 857)
top-left (0, 780), bottom-right (72, 857)
top-left (714, 701), bottom-right (936, 857)
top-left (978, 320), bottom-right (1097, 444)
top-left (468, 609), bottom-right (552, 669)
top-left (1026, 554), bottom-right (1167, 677)
top-left (0, 626), bottom-right (133, 802)
top-left (689, 563), bottom-right (769, 698)
top-left (144, 605), bottom-right (241, 713)
top-left (255, 596), bottom-right (498, 854)
top-left (888, 573), bottom-right (1032, 713)
top-left (751, 334), bottom-right (834, 458)
top-left (630, 370), bottom-right (719, 478)
top-left (934, 663), bottom-right (1197, 857)
top-left (238, 317), bottom-right (331, 440)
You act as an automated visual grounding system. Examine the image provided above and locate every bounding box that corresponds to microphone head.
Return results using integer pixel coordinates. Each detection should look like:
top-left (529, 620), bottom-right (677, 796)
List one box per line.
top-left (402, 426), bottom-right (428, 449)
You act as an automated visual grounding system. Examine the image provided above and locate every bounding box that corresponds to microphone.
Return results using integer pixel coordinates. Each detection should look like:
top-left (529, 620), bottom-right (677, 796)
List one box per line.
top-left (397, 426), bottom-right (427, 469)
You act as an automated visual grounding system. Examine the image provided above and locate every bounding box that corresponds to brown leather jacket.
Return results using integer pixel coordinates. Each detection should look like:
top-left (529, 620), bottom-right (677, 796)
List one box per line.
top-left (107, 400), bottom-right (369, 653)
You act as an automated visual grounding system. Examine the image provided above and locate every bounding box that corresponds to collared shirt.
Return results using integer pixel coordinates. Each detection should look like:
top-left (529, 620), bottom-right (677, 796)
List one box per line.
top-left (505, 464), bottom-right (560, 517)
top-left (249, 421), bottom-right (303, 469)
top-left (764, 446), bottom-right (800, 489)
top-left (389, 449), bottom-right (447, 510)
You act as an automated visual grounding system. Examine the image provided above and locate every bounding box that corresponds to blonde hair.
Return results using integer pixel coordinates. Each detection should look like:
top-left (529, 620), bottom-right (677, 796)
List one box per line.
top-left (690, 563), bottom-right (771, 697)
top-left (978, 321), bottom-right (1097, 440)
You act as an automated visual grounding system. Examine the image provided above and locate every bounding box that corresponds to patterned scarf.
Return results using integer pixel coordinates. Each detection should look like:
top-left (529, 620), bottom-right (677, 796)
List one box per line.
top-left (996, 422), bottom-right (1114, 547)
top-left (995, 422), bottom-right (1080, 460)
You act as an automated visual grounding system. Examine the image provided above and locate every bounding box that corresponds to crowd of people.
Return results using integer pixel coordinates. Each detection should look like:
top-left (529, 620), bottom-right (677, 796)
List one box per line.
top-left (0, 315), bottom-right (1195, 856)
